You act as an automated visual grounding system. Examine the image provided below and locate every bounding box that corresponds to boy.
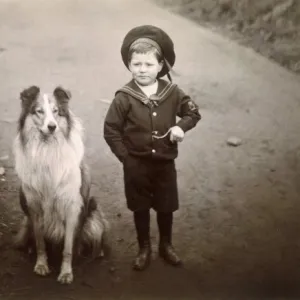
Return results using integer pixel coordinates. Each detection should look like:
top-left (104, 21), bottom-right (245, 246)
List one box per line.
top-left (104, 25), bottom-right (201, 271)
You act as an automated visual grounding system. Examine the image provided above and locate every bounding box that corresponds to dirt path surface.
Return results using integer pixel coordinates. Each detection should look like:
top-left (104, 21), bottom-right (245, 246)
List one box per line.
top-left (0, 0), bottom-right (300, 299)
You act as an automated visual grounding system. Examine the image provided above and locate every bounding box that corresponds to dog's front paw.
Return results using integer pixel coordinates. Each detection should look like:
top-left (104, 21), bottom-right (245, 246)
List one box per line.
top-left (57, 272), bottom-right (73, 284)
top-left (34, 263), bottom-right (50, 276)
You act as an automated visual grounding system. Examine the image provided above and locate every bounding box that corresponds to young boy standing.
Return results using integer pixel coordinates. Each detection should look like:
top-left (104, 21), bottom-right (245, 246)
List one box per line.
top-left (104, 25), bottom-right (201, 271)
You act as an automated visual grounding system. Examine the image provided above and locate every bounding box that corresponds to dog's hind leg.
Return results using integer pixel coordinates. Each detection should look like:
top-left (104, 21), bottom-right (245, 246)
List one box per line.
top-left (14, 187), bottom-right (33, 251)
top-left (14, 216), bottom-right (31, 250)
top-left (13, 187), bottom-right (34, 253)
top-left (57, 200), bottom-right (82, 284)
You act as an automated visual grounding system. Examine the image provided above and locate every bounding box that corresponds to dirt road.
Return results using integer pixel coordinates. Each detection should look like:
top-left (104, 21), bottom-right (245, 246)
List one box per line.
top-left (0, 0), bottom-right (300, 299)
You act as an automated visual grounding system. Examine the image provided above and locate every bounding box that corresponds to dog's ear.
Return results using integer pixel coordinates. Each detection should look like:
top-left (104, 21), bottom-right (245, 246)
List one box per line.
top-left (53, 86), bottom-right (71, 103)
top-left (20, 86), bottom-right (40, 106)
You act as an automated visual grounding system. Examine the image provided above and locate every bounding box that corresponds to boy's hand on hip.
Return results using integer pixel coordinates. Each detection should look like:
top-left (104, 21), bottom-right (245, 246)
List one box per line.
top-left (170, 126), bottom-right (184, 143)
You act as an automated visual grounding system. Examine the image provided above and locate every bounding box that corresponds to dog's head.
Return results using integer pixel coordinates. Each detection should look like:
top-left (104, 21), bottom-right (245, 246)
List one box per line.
top-left (19, 86), bottom-right (72, 137)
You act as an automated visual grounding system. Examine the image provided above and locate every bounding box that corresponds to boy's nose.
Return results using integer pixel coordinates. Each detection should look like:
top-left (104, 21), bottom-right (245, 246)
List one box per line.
top-left (139, 64), bottom-right (147, 72)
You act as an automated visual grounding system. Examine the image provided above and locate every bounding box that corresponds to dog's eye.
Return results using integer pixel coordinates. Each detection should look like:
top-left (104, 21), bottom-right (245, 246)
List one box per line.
top-left (36, 109), bottom-right (44, 114)
top-left (53, 109), bottom-right (58, 114)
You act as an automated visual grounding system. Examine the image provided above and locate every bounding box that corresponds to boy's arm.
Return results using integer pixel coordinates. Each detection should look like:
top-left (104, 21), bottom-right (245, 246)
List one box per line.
top-left (103, 93), bottom-right (129, 163)
top-left (176, 88), bottom-right (201, 132)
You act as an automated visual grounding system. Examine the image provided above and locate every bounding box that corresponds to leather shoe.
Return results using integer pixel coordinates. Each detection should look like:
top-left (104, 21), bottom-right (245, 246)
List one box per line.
top-left (132, 244), bottom-right (151, 271)
top-left (159, 243), bottom-right (182, 266)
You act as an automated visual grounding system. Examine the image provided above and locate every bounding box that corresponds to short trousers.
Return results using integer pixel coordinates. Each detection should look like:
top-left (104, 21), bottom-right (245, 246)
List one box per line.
top-left (123, 155), bottom-right (179, 212)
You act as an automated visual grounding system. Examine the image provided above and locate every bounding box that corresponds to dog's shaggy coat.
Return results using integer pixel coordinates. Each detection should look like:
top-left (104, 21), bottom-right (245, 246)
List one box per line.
top-left (13, 86), bottom-right (109, 284)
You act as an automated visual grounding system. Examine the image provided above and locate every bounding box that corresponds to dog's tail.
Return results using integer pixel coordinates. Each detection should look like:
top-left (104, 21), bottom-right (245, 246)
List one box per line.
top-left (99, 214), bottom-right (112, 259)
top-left (81, 197), bottom-right (111, 259)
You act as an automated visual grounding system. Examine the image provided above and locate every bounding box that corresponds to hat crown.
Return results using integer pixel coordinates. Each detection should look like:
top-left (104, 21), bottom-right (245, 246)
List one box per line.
top-left (121, 25), bottom-right (175, 78)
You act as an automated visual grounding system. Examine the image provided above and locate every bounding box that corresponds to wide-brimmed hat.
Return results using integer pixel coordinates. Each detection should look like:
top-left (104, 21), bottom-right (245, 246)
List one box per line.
top-left (121, 25), bottom-right (175, 78)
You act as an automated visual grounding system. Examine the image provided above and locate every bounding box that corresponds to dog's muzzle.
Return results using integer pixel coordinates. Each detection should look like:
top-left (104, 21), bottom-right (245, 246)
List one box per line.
top-left (41, 121), bottom-right (58, 135)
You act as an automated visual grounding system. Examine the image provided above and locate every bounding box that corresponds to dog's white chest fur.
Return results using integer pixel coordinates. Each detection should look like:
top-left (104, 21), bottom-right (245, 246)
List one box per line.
top-left (20, 137), bottom-right (81, 193)
top-left (15, 133), bottom-right (83, 193)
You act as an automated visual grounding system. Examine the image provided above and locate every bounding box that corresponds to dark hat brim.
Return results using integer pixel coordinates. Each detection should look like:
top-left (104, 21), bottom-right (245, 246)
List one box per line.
top-left (121, 25), bottom-right (175, 78)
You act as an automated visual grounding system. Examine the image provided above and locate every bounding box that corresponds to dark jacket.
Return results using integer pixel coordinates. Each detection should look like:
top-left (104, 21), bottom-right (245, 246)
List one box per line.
top-left (104, 79), bottom-right (201, 162)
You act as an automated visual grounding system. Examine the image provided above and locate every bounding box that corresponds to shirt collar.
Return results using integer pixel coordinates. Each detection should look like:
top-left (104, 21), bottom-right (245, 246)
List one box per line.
top-left (117, 79), bottom-right (177, 107)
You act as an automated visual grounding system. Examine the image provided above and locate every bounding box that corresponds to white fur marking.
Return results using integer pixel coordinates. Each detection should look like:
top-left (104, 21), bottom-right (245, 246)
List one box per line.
top-left (42, 94), bottom-right (58, 132)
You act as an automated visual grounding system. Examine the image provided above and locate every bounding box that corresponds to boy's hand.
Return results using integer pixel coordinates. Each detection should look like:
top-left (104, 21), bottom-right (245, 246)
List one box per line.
top-left (170, 126), bottom-right (184, 143)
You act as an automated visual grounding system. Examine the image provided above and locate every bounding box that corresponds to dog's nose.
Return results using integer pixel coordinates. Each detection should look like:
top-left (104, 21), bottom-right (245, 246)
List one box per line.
top-left (47, 123), bottom-right (57, 132)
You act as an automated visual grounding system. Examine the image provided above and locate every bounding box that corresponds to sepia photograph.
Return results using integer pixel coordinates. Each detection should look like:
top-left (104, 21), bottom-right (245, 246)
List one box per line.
top-left (0, 0), bottom-right (300, 299)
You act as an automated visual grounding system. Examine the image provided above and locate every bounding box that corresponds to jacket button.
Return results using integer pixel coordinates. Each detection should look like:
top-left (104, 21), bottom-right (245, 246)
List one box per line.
top-left (152, 112), bottom-right (157, 116)
top-left (152, 149), bottom-right (156, 153)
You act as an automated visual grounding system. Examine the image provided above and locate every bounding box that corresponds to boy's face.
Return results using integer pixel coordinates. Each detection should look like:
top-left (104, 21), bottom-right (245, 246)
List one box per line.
top-left (129, 51), bottom-right (163, 86)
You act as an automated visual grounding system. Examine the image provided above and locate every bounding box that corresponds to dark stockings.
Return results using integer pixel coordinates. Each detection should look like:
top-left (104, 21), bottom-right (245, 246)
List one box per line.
top-left (157, 212), bottom-right (173, 244)
top-left (133, 210), bottom-right (150, 247)
top-left (133, 210), bottom-right (173, 246)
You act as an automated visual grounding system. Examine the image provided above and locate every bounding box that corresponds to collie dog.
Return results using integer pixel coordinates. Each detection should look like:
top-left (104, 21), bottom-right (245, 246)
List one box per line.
top-left (13, 86), bottom-right (110, 284)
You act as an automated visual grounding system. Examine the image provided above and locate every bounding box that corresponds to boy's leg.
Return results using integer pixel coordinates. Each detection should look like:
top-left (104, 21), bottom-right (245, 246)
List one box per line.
top-left (122, 155), bottom-right (153, 270)
top-left (157, 212), bottom-right (181, 266)
top-left (132, 209), bottom-right (151, 271)
top-left (152, 160), bottom-right (181, 265)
